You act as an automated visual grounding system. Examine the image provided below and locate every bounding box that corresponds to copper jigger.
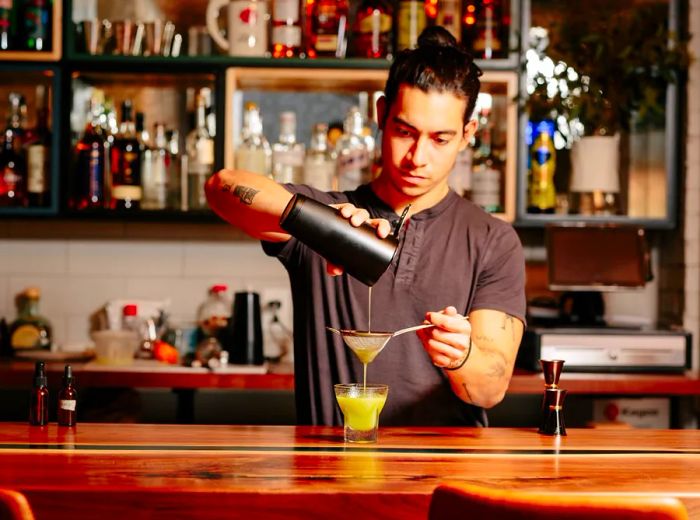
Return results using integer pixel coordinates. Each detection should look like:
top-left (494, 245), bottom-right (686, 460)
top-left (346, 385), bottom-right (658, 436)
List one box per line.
top-left (539, 388), bottom-right (567, 436)
top-left (540, 359), bottom-right (564, 389)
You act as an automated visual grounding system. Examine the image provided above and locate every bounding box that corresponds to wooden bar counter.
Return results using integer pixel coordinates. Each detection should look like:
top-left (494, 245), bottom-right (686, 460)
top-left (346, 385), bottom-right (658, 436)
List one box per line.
top-left (1, 423), bottom-right (699, 519)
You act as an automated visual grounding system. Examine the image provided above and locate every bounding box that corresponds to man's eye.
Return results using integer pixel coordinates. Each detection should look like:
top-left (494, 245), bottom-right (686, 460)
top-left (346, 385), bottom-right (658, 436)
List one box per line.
top-left (396, 127), bottom-right (412, 137)
top-left (434, 137), bottom-right (450, 145)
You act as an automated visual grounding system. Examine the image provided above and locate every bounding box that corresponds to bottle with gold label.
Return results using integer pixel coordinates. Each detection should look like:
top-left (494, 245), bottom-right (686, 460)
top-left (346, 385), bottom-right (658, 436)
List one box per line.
top-left (397, 0), bottom-right (427, 51)
top-left (9, 287), bottom-right (52, 352)
top-left (352, 0), bottom-right (393, 59)
top-left (527, 119), bottom-right (556, 213)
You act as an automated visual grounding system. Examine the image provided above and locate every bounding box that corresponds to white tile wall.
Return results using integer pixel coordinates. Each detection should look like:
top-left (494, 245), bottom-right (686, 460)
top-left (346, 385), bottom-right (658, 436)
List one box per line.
top-left (68, 241), bottom-right (184, 277)
top-left (0, 240), bottom-right (68, 275)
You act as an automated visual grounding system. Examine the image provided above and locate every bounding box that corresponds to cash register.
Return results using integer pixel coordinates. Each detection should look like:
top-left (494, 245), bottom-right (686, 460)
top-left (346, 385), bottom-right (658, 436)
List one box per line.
top-left (517, 224), bottom-right (691, 373)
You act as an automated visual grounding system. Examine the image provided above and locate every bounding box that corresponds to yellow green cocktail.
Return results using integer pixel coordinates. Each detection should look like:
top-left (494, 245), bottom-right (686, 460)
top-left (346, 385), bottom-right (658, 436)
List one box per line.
top-left (334, 383), bottom-right (388, 443)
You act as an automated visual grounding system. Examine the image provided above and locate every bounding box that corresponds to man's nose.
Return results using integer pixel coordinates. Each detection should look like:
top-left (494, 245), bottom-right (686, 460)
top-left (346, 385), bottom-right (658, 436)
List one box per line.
top-left (407, 136), bottom-right (429, 167)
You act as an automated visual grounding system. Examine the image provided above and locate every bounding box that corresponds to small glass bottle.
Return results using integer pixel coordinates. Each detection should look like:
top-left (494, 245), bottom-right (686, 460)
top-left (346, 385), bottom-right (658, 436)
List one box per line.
top-left (235, 102), bottom-right (272, 177)
top-left (29, 361), bottom-right (49, 426)
top-left (272, 111), bottom-right (305, 184)
top-left (335, 107), bottom-right (371, 191)
top-left (271, 0), bottom-right (302, 58)
top-left (0, 92), bottom-right (28, 207)
top-left (25, 85), bottom-right (51, 207)
top-left (397, 0), bottom-right (427, 51)
top-left (305, 0), bottom-right (349, 58)
top-left (58, 365), bottom-right (77, 427)
top-left (304, 123), bottom-right (336, 191)
top-left (352, 0), bottom-right (393, 59)
top-left (110, 100), bottom-right (143, 210)
top-left (9, 287), bottom-right (52, 352)
top-left (142, 123), bottom-right (169, 210)
top-left (186, 93), bottom-right (214, 210)
top-left (470, 101), bottom-right (502, 213)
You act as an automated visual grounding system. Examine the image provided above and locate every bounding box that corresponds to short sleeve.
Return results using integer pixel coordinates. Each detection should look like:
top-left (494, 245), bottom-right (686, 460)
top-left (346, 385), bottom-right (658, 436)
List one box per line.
top-left (470, 224), bottom-right (527, 325)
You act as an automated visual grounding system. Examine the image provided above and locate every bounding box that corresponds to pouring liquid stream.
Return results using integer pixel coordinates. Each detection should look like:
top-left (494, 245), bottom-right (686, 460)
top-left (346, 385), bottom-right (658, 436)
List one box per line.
top-left (364, 286), bottom-right (372, 389)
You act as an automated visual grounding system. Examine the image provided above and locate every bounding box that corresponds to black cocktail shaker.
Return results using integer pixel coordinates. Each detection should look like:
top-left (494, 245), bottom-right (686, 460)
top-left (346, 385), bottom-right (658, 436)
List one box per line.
top-left (226, 291), bottom-right (264, 365)
top-left (279, 193), bottom-right (405, 286)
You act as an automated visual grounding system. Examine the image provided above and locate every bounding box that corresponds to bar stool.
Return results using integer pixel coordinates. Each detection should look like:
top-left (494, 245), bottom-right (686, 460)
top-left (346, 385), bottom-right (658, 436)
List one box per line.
top-left (0, 490), bottom-right (35, 520)
top-left (428, 482), bottom-right (688, 520)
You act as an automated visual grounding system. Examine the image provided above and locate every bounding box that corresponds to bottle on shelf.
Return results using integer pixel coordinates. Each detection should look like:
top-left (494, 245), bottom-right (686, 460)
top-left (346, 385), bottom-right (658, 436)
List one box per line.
top-left (235, 101), bottom-right (271, 177)
top-left (24, 85), bottom-right (51, 207)
top-left (335, 106), bottom-right (371, 192)
top-left (135, 112), bottom-right (154, 208)
top-left (200, 87), bottom-right (216, 138)
top-left (272, 111), bottom-right (305, 184)
top-left (0, 92), bottom-right (27, 207)
top-left (196, 284), bottom-right (231, 346)
top-left (110, 100), bottom-right (142, 210)
top-left (57, 365), bottom-right (77, 427)
top-left (21, 0), bottom-right (50, 51)
top-left (470, 98), bottom-right (502, 213)
top-left (352, 0), bottom-right (393, 59)
top-left (304, 122), bottom-right (336, 191)
top-left (527, 119), bottom-right (557, 214)
top-left (9, 287), bottom-right (52, 353)
top-left (436, 0), bottom-right (461, 41)
top-left (305, 0), bottom-right (348, 58)
top-left (142, 123), bottom-right (171, 210)
top-left (72, 95), bottom-right (109, 210)
top-left (397, 0), bottom-right (427, 51)
top-left (186, 92), bottom-right (214, 211)
top-left (461, 0), bottom-right (510, 60)
top-left (271, 0), bottom-right (302, 58)
top-left (166, 129), bottom-right (182, 209)
top-left (29, 361), bottom-right (49, 426)
top-left (448, 146), bottom-right (473, 199)
top-left (0, 0), bottom-right (13, 51)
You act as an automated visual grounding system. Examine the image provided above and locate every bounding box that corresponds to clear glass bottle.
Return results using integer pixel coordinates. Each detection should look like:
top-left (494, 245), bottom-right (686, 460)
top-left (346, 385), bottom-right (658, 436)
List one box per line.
top-left (166, 129), bottom-right (181, 209)
top-left (0, 92), bottom-right (27, 207)
top-left (272, 111), bottom-right (305, 184)
top-left (397, 0), bottom-right (427, 51)
top-left (305, 0), bottom-right (348, 58)
top-left (110, 100), bottom-right (142, 210)
top-left (25, 85), bottom-right (51, 207)
top-left (235, 101), bottom-right (271, 177)
top-left (186, 93), bottom-right (214, 210)
top-left (196, 284), bottom-right (231, 343)
top-left (9, 287), bottom-right (52, 352)
top-left (142, 123), bottom-right (170, 210)
top-left (72, 96), bottom-right (108, 210)
top-left (136, 112), bottom-right (154, 209)
top-left (471, 102), bottom-right (502, 213)
top-left (304, 122), bottom-right (336, 191)
top-left (335, 106), bottom-right (371, 191)
top-left (271, 0), bottom-right (302, 58)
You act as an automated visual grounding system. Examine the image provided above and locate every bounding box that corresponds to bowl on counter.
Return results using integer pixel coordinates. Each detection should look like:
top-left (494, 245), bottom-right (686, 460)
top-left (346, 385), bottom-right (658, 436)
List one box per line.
top-left (91, 330), bottom-right (140, 365)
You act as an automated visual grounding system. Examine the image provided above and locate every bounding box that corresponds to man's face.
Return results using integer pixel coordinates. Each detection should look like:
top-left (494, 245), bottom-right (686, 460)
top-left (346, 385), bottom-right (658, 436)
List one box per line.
top-left (377, 85), bottom-right (476, 200)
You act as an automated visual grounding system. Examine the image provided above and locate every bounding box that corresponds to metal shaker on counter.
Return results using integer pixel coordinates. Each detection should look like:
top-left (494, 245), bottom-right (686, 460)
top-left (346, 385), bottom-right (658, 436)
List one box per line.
top-left (225, 291), bottom-right (264, 365)
top-left (279, 193), bottom-right (408, 286)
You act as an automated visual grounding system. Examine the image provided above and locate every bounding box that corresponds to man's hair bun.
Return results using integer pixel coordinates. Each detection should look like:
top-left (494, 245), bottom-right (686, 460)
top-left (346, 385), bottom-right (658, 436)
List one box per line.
top-left (417, 26), bottom-right (459, 49)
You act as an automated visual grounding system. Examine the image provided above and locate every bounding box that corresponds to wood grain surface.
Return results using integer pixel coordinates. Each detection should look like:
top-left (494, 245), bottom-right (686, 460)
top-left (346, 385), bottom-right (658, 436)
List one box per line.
top-left (0, 424), bottom-right (699, 519)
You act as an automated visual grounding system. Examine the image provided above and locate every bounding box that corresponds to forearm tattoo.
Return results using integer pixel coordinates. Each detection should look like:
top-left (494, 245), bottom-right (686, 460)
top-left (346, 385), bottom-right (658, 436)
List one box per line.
top-left (502, 314), bottom-right (517, 341)
top-left (221, 183), bottom-right (259, 205)
top-left (473, 335), bottom-right (507, 380)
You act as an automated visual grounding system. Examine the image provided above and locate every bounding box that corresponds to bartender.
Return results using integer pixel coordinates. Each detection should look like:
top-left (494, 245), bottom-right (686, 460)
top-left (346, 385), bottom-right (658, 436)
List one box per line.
top-left (206, 27), bottom-right (526, 427)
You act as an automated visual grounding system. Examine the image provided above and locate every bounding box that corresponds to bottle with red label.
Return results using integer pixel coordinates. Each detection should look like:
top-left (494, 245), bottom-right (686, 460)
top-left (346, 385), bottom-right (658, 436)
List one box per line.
top-left (271, 0), bottom-right (302, 58)
top-left (352, 0), bottom-right (393, 59)
top-left (305, 0), bottom-right (348, 58)
top-left (461, 0), bottom-right (510, 60)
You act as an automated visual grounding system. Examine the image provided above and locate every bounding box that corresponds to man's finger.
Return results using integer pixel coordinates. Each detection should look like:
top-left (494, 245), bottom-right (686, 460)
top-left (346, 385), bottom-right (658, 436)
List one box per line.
top-left (326, 262), bottom-right (344, 276)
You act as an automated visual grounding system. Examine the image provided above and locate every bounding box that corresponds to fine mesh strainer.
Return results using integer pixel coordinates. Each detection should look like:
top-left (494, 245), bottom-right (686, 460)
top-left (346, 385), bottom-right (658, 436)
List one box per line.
top-left (326, 324), bottom-right (436, 364)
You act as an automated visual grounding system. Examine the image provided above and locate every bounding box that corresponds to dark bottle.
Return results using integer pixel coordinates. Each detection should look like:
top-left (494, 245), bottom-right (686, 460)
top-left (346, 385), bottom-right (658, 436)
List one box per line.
top-left (0, 92), bottom-right (27, 207)
top-left (25, 85), bottom-right (51, 207)
top-left (29, 361), bottom-right (49, 426)
top-left (0, 0), bottom-right (14, 50)
top-left (461, 0), bottom-right (510, 60)
top-left (57, 365), bottom-right (77, 427)
top-left (72, 97), bottom-right (108, 210)
top-left (110, 100), bottom-right (142, 210)
top-left (9, 287), bottom-right (52, 352)
top-left (305, 0), bottom-right (349, 58)
top-left (21, 0), bottom-right (50, 51)
top-left (352, 0), bottom-right (393, 59)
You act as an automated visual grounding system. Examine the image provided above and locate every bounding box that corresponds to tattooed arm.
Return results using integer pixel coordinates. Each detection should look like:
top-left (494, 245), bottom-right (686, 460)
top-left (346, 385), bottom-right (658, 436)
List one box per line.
top-left (417, 307), bottom-right (524, 409)
top-left (205, 169), bottom-right (294, 242)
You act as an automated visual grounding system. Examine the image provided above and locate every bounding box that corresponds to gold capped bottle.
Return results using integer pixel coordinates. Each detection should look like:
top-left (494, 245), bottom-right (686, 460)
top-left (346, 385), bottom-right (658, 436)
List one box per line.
top-left (9, 287), bottom-right (52, 353)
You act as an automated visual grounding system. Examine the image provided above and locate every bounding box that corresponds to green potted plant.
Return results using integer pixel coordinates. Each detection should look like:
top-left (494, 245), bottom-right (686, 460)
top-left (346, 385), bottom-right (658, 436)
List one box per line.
top-left (524, 0), bottom-right (690, 215)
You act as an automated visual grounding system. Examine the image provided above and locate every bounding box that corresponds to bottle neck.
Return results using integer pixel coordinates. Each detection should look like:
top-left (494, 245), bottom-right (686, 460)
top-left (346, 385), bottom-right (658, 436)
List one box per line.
top-left (196, 104), bottom-right (207, 133)
top-left (19, 298), bottom-right (40, 318)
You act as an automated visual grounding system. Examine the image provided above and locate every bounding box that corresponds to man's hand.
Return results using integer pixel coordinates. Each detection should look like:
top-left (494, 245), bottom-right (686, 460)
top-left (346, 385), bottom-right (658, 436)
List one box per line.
top-left (416, 306), bottom-right (472, 369)
top-left (326, 203), bottom-right (392, 276)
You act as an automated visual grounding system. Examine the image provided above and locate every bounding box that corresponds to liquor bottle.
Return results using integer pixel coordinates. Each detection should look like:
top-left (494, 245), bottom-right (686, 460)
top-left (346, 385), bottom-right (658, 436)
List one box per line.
top-left (0, 0), bottom-right (13, 50)
top-left (110, 100), bottom-right (142, 210)
top-left (135, 111), bottom-right (153, 208)
top-left (25, 85), bottom-right (51, 207)
top-left (0, 93), bottom-right (27, 207)
top-left (29, 361), bottom-right (49, 426)
top-left (186, 93), bottom-right (214, 210)
top-left (352, 0), bottom-right (393, 59)
top-left (470, 102), bottom-right (502, 212)
top-left (72, 96), bottom-right (108, 210)
top-left (166, 129), bottom-right (181, 209)
top-left (305, 0), bottom-right (348, 58)
top-left (21, 0), bottom-right (50, 51)
top-left (57, 365), bottom-right (77, 427)
top-left (304, 122), bottom-right (336, 191)
top-left (142, 123), bottom-right (170, 210)
top-left (272, 111), bottom-right (305, 184)
top-left (271, 0), bottom-right (302, 58)
top-left (437, 0), bottom-right (461, 41)
top-left (448, 146), bottom-right (472, 198)
top-left (461, 0), bottom-right (509, 60)
top-left (235, 101), bottom-right (271, 177)
top-left (527, 119), bottom-right (556, 213)
top-left (227, 0), bottom-right (269, 57)
top-left (335, 106), bottom-right (371, 191)
top-left (9, 287), bottom-right (52, 352)
top-left (397, 0), bottom-right (427, 51)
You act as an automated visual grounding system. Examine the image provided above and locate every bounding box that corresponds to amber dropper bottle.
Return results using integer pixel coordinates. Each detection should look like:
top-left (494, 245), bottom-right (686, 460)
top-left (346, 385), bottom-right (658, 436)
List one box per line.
top-left (29, 361), bottom-right (49, 426)
top-left (58, 365), bottom-right (77, 427)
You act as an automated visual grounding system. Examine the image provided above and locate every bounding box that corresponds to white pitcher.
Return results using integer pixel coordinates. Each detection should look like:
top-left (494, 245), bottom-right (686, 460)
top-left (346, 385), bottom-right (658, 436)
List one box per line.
top-left (206, 0), bottom-right (268, 57)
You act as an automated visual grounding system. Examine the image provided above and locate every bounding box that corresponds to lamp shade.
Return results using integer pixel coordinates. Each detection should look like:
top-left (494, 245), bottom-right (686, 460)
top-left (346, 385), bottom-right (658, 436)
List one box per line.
top-left (570, 135), bottom-right (620, 193)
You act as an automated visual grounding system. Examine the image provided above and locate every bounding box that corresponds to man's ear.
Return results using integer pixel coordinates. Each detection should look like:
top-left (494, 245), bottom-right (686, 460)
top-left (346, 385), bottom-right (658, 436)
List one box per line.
top-left (376, 95), bottom-right (387, 130)
top-left (458, 119), bottom-right (478, 151)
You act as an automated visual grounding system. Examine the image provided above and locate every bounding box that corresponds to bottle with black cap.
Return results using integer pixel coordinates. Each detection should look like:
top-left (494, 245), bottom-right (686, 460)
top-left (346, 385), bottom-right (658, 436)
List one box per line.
top-left (58, 365), bottom-right (77, 427)
top-left (29, 361), bottom-right (49, 426)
